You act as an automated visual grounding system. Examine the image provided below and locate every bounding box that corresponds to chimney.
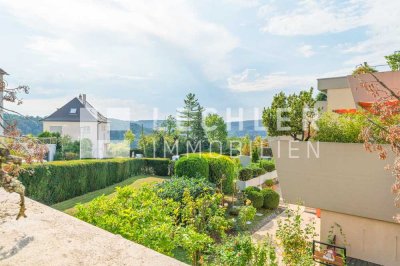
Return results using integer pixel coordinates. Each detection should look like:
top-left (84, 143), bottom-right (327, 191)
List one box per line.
top-left (83, 94), bottom-right (87, 105)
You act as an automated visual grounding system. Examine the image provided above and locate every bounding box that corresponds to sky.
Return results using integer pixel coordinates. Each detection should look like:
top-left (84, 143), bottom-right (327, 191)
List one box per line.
top-left (1, 0), bottom-right (399, 121)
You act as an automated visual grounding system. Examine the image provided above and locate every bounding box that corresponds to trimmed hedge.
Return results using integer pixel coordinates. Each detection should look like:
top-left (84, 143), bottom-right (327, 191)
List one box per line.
top-left (202, 153), bottom-right (236, 194)
top-left (251, 167), bottom-right (266, 177)
top-left (181, 153), bottom-right (236, 194)
top-left (259, 160), bottom-right (275, 172)
top-left (246, 190), bottom-right (264, 209)
top-left (261, 188), bottom-right (280, 209)
top-left (238, 168), bottom-right (253, 181)
top-left (19, 158), bottom-right (170, 205)
top-left (174, 156), bottom-right (209, 178)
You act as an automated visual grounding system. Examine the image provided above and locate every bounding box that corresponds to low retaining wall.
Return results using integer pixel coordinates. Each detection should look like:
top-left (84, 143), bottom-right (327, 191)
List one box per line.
top-left (0, 190), bottom-right (185, 266)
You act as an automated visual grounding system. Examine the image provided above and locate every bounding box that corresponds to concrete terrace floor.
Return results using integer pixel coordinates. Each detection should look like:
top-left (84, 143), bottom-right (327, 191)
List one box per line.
top-left (0, 189), bottom-right (185, 266)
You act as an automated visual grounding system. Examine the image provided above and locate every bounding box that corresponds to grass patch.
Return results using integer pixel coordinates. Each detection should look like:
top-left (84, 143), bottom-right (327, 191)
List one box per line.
top-left (52, 175), bottom-right (169, 214)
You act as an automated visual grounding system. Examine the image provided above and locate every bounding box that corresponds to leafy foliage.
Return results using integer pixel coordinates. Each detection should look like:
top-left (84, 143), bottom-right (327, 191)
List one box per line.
top-left (201, 153), bottom-right (236, 194)
top-left (385, 51), bottom-right (400, 71)
top-left (237, 206), bottom-right (257, 230)
top-left (238, 168), bottom-right (253, 181)
top-left (174, 155), bottom-right (209, 178)
top-left (315, 92), bottom-right (327, 101)
top-left (211, 234), bottom-right (277, 266)
top-left (259, 160), bottom-right (275, 172)
top-left (313, 112), bottom-right (368, 143)
top-left (352, 62), bottom-right (377, 75)
top-left (276, 207), bottom-right (317, 266)
top-left (178, 93), bottom-right (206, 144)
top-left (76, 186), bottom-right (179, 255)
top-left (261, 189), bottom-right (280, 209)
top-left (156, 176), bottom-right (216, 202)
top-left (245, 190), bottom-right (264, 209)
top-left (262, 88), bottom-right (317, 141)
top-left (205, 113), bottom-right (228, 151)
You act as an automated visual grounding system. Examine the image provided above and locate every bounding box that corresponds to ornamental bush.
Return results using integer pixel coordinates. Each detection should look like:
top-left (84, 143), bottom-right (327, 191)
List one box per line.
top-left (244, 186), bottom-right (261, 193)
top-left (313, 112), bottom-right (368, 143)
top-left (174, 155), bottom-right (209, 178)
top-left (246, 190), bottom-right (264, 209)
top-left (259, 160), bottom-right (275, 172)
top-left (182, 153), bottom-right (236, 194)
top-left (261, 188), bottom-right (280, 209)
top-left (19, 158), bottom-right (170, 204)
top-left (202, 153), bottom-right (236, 194)
top-left (156, 176), bottom-right (216, 202)
top-left (251, 167), bottom-right (266, 177)
top-left (238, 168), bottom-right (253, 181)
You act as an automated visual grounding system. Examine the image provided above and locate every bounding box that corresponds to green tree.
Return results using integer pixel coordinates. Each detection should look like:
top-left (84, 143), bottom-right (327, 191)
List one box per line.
top-left (315, 92), bottom-right (327, 101)
top-left (385, 51), bottom-right (400, 71)
top-left (178, 93), bottom-right (206, 145)
top-left (179, 93), bottom-right (200, 139)
top-left (162, 115), bottom-right (178, 135)
top-left (262, 88), bottom-right (316, 141)
top-left (123, 129), bottom-right (135, 146)
top-left (205, 113), bottom-right (227, 151)
top-left (352, 62), bottom-right (377, 75)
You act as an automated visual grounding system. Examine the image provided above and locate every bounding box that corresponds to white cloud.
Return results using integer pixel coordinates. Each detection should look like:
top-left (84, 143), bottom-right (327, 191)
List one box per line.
top-left (224, 0), bottom-right (260, 8)
top-left (227, 69), bottom-right (315, 92)
top-left (5, 94), bottom-right (158, 120)
top-left (0, 0), bottom-right (238, 80)
top-left (27, 37), bottom-right (76, 61)
top-left (298, 44), bottom-right (315, 57)
top-left (261, 0), bottom-right (365, 36)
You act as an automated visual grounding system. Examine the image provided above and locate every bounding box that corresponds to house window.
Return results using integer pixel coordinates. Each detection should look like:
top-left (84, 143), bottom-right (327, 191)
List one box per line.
top-left (49, 126), bottom-right (62, 134)
top-left (70, 108), bottom-right (77, 114)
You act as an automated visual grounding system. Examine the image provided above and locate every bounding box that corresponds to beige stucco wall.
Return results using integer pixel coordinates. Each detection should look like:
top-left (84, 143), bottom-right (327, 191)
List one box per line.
top-left (326, 87), bottom-right (357, 111)
top-left (321, 210), bottom-right (400, 266)
top-left (270, 139), bottom-right (398, 223)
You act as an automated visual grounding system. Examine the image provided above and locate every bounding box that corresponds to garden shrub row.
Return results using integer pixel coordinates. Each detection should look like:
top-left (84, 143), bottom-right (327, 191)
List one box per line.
top-left (244, 186), bottom-right (280, 209)
top-left (174, 153), bottom-right (236, 194)
top-left (238, 160), bottom-right (275, 181)
top-left (19, 158), bottom-right (170, 205)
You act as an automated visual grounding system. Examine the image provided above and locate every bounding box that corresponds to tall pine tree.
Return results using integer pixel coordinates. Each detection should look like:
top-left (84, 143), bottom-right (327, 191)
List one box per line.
top-left (178, 93), bottom-right (206, 146)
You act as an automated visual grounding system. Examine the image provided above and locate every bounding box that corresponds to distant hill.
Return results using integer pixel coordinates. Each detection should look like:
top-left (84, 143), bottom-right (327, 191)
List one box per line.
top-left (4, 113), bottom-right (43, 136)
top-left (4, 114), bottom-right (266, 139)
top-left (227, 120), bottom-right (266, 138)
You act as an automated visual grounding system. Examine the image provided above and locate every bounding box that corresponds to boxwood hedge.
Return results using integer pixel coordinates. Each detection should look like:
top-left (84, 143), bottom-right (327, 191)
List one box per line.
top-left (19, 158), bottom-right (170, 205)
top-left (174, 156), bottom-right (209, 178)
top-left (261, 188), bottom-right (280, 209)
top-left (177, 153), bottom-right (236, 194)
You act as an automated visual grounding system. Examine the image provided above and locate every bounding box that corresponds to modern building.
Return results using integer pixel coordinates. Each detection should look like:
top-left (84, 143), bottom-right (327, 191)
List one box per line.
top-left (43, 94), bottom-right (110, 158)
top-left (271, 70), bottom-right (400, 265)
top-left (317, 70), bottom-right (400, 112)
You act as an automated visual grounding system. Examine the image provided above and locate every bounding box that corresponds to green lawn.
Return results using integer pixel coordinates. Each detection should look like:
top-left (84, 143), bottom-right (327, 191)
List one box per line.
top-left (52, 175), bottom-right (169, 214)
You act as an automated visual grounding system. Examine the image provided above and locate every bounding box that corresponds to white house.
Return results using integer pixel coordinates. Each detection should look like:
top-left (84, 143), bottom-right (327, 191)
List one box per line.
top-left (43, 94), bottom-right (110, 158)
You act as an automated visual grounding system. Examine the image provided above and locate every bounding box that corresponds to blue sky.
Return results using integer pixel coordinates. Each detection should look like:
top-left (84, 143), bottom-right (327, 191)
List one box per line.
top-left (1, 0), bottom-right (398, 120)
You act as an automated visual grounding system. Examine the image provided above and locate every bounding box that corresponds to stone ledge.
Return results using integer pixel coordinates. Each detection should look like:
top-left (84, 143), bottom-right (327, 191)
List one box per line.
top-left (0, 189), bottom-right (186, 266)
